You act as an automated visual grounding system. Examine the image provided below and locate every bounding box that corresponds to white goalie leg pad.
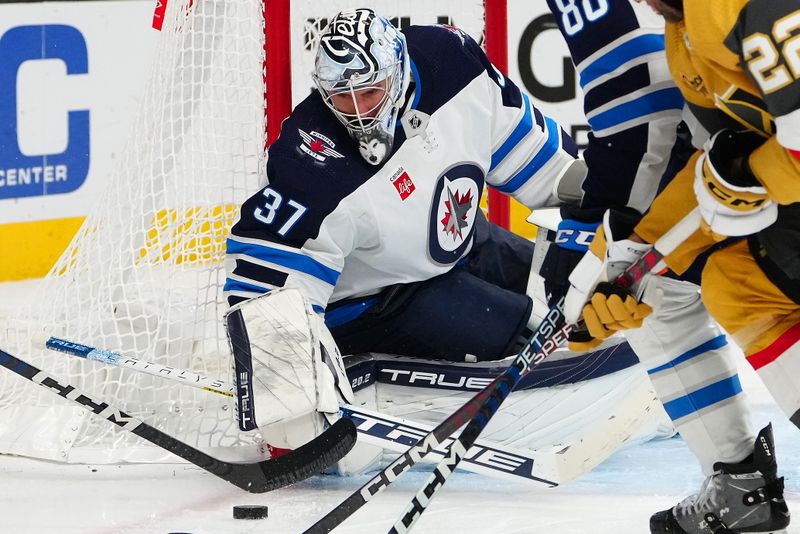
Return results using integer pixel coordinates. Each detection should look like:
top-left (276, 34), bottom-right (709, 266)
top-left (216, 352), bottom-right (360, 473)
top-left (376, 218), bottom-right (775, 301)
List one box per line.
top-left (225, 288), bottom-right (354, 450)
top-left (328, 355), bottom-right (385, 475)
top-left (625, 275), bottom-right (756, 474)
top-left (366, 352), bottom-right (672, 463)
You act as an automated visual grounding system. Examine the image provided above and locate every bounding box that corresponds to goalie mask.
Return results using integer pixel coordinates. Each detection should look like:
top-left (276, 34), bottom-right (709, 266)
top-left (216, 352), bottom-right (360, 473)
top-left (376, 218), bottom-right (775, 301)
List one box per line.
top-left (313, 8), bottom-right (410, 165)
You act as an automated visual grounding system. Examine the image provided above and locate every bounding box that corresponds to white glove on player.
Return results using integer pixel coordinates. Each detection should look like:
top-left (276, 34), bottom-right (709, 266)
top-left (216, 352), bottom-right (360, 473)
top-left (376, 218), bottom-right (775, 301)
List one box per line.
top-left (563, 208), bottom-right (652, 326)
top-left (225, 288), bottom-right (354, 450)
top-left (693, 130), bottom-right (777, 238)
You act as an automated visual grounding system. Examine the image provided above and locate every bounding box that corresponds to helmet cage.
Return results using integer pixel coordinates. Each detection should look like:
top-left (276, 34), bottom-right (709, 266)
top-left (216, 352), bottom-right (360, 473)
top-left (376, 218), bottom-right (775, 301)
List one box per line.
top-left (314, 62), bottom-right (401, 134)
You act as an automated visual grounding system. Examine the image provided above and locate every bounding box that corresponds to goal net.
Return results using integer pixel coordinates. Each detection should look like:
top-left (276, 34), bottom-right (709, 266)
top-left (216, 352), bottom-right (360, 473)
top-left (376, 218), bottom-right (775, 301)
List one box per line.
top-left (0, 0), bottom-right (501, 463)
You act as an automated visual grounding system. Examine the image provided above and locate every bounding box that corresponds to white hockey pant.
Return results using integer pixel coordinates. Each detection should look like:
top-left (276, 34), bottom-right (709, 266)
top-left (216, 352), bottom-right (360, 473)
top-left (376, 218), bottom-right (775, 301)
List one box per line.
top-left (625, 276), bottom-right (755, 475)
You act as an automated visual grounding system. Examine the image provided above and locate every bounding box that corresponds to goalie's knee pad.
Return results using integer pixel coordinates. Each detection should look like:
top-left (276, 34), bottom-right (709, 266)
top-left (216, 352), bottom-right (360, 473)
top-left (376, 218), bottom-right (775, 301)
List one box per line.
top-left (625, 275), bottom-right (755, 474)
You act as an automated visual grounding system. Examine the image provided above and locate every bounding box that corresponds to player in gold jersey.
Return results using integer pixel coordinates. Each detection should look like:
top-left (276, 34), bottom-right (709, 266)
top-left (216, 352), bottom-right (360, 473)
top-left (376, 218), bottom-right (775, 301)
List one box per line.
top-left (562, 0), bottom-right (798, 532)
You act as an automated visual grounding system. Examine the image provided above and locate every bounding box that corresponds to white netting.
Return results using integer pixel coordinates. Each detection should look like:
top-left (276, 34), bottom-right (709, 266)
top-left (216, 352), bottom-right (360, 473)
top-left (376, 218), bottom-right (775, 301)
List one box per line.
top-left (0, 0), bottom-right (267, 463)
top-left (0, 0), bottom-right (488, 463)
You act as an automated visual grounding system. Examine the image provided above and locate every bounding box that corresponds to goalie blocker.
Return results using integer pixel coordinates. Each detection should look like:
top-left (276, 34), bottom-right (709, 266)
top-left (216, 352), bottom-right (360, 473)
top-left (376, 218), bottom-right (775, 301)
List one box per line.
top-left (226, 288), bottom-right (355, 451)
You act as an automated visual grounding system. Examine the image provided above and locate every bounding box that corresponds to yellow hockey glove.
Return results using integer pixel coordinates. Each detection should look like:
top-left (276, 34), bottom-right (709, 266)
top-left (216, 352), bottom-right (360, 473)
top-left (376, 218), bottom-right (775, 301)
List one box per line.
top-left (567, 282), bottom-right (652, 352)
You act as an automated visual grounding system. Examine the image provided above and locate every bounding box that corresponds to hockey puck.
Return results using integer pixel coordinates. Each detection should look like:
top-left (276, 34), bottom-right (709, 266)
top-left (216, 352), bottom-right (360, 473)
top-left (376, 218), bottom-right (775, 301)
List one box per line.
top-left (233, 505), bottom-right (269, 520)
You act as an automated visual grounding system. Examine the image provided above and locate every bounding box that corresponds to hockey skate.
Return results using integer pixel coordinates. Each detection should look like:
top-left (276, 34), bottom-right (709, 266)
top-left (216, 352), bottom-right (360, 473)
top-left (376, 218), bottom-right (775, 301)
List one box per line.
top-left (650, 424), bottom-right (790, 534)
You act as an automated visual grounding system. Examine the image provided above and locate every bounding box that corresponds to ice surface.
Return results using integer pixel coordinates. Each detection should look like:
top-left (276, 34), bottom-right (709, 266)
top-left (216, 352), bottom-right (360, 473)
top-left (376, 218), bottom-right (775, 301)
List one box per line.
top-left (1, 280), bottom-right (797, 533)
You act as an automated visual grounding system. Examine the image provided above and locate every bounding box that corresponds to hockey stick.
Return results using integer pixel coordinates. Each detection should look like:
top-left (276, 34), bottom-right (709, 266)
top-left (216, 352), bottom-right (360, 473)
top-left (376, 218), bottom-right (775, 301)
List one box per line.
top-left (41, 336), bottom-right (596, 486)
top-left (389, 208), bottom-right (701, 533)
top-left (303, 207), bottom-right (700, 534)
top-left (344, 381), bottom-right (659, 487)
top-left (0, 347), bottom-right (356, 493)
top-left (39, 336), bottom-right (235, 397)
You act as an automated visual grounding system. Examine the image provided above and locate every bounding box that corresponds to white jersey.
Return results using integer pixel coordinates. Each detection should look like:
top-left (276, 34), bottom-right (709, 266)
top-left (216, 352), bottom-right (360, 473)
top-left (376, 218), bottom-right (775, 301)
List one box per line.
top-left (225, 25), bottom-right (577, 313)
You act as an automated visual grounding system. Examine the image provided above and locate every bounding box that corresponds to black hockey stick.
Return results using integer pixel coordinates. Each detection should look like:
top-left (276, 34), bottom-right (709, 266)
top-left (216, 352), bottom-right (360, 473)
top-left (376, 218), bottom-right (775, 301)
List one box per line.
top-left (389, 208), bottom-right (701, 533)
top-left (0, 347), bottom-right (356, 493)
top-left (301, 321), bottom-right (567, 534)
top-left (304, 208), bottom-right (700, 534)
top-left (41, 336), bottom-right (571, 485)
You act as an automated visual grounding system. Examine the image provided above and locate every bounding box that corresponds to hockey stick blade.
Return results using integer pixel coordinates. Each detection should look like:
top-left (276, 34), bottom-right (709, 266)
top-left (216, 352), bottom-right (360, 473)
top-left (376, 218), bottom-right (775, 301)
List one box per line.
top-left (301, 320), bottom-right (571, 534)
top-left (0, 347), bottom-right (356, 493)
top-left (42, 335), bottom-right (565, 485)
top-left (41, 334), bottom-right (610, 486)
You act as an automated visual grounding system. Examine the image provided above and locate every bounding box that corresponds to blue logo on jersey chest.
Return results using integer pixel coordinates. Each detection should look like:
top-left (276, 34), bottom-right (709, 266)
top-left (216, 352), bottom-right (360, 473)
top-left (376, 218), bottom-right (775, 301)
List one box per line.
top-left (428, 163), bottom-right (484, 264)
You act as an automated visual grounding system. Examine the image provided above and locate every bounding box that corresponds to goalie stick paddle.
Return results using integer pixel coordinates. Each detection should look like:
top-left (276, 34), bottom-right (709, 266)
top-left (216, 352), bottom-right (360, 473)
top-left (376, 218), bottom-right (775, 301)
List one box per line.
top-left (42, 335), bottom-right (659, 487)
top-left (0, 347), bottom-right (356, 493)
top-left (40, 336), bottom-right (562, 486)
top-left (303, 208), bottom-right (700, 534)
top-left (389, 207), bottom-right (701, 533)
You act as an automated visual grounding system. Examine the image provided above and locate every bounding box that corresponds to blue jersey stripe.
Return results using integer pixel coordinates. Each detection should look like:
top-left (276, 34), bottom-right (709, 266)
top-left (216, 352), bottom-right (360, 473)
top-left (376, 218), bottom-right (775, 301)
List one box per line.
top-left (409, 58), bottom-right (422, 110)
top-left (325, 297), bottom-right (380, 329)
top-left (533, 106), bottom-right (545, 130)
top-left (579, 34), bottom-right (665, 89)
top-left (661, 375), bottom-right (743, 421)
top-left (226, 239), bottom-right (340, 286)
top-left (588, 87), bottom-right (683, 132)
top-left (494, 116), bottom-right (560, 194)
top-left (223, 278), bottom-right (270, 295)
top-left (490, 94), bottom-right (533, 172)
top-left (648, 335), bottom-right (728, 375)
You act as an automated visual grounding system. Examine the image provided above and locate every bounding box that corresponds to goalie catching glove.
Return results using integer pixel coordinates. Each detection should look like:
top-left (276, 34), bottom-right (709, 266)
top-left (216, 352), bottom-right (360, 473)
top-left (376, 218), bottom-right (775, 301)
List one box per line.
top-left (563, 208), bottom-right (653, 351)
top-left (225, 288), bottom-right (354, 451)
top-left (693, 129), bottom-right (776, 239)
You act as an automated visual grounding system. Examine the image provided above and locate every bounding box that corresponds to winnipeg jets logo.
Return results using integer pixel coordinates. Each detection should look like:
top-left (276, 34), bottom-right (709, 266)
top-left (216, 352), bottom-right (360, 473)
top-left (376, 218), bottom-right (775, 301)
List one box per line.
top-left (440, 186), bottom-right (473, 240)
top-left (428, 164), bottom-right (484, 264)
top-left (298, 129), bottom-right (344, 162)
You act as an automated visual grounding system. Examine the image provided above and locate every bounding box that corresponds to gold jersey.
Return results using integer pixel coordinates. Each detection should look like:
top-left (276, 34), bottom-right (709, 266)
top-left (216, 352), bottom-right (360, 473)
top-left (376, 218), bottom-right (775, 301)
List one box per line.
top-left (665, 0), bottom-right (800, 205)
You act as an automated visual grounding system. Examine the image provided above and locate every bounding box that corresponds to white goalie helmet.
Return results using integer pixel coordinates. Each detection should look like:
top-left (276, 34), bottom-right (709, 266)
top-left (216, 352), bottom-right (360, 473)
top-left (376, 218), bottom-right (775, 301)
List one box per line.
top-left (313, 8), bottom-right (410, 165)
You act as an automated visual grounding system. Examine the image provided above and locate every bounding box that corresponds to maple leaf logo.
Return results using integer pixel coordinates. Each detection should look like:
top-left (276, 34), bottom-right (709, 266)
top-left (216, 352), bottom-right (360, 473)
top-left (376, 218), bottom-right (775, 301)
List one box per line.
top-left (310, 139), bottom-right (325, 152)
top-left (440, 187), bottom-right (473, 240)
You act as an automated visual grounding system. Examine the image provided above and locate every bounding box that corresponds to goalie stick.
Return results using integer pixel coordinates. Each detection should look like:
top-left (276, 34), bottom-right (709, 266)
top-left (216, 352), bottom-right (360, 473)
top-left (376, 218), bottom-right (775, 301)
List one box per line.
top-left (389, 207), bottom-right (702, 533)
top-left (303, 207), bottom-right (701, 534)
top-left (0, 347), bottom-right (356, 493)
top-left (41, 336), bottom-right (654, 486)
